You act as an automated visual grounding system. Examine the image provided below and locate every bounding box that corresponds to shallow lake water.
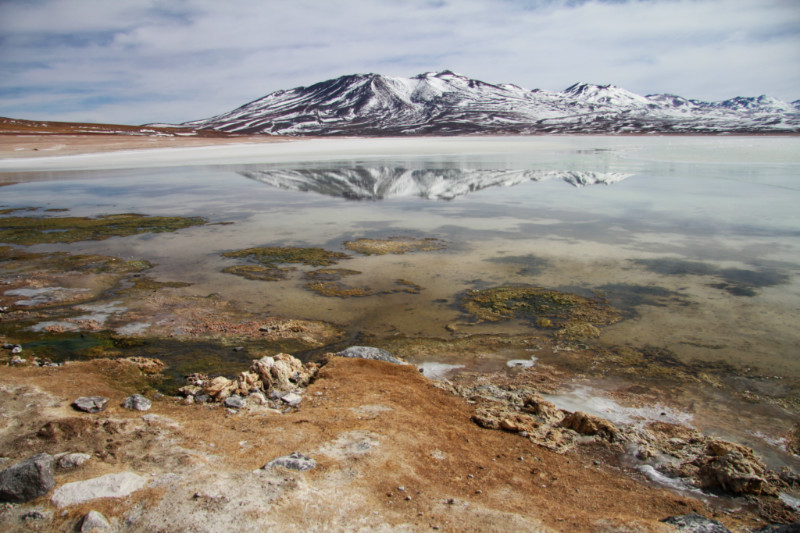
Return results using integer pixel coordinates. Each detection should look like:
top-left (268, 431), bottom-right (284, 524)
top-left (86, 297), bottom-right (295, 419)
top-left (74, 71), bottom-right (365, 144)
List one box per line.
top-left (2, 135), bottom-right (800, 466)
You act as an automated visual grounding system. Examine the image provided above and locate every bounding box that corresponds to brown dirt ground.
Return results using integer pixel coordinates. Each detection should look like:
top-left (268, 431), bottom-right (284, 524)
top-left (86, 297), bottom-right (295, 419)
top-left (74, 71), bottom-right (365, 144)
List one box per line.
top-left (0, 357), bottom-right (754, 532)
top-left (0, 117), bottom-right (292, 160)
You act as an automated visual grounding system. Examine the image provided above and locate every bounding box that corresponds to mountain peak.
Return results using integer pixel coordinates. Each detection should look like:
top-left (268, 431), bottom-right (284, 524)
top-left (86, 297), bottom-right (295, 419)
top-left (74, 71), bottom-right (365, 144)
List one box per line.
top-left (176, 71), bottom-right (800, 135)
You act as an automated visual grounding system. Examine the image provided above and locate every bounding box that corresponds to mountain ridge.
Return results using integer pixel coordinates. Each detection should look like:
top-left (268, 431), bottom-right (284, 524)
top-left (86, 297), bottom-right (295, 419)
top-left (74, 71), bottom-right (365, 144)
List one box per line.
top-left (170, 71), bottom-right (800, 136)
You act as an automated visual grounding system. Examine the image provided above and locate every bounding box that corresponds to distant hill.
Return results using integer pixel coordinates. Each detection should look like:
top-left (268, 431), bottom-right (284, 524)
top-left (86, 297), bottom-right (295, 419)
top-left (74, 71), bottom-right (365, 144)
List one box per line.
top-left (170, 70), bottom-right (800, 135)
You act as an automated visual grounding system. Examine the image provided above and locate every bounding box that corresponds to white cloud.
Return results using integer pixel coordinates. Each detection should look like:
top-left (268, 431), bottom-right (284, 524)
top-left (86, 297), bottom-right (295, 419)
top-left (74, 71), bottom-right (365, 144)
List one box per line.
top-left (0, 0), bottom-right (798, 124)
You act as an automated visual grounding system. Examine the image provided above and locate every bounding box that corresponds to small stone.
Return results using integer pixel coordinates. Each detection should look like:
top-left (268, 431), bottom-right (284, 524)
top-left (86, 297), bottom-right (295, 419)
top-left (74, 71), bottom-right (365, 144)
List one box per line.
top-left (223, 395), bottom-right (246, 409)
top-left (233, 346), bottom-right (244, 352)
top-left (446, 498), bottom-right (455, 504)
top-left (9, 355), bottom-right (26, 365)
top-left (122, 394), bottom-right (152, 411)
top-left (51, 472), bottom-right (148, 508)
top-left (475, 490), bottom-right (483, 494)
top-left (335, 346), bottom-right (406, 365)
top-left (194, 394), bottom-right (210, 404)
top-left (468, 474), bottom-right (474, 479)
top-left (80, 510), bottom-right (111, 532)
top-left (57, 453), bottom-right (91, 470)
top-left (21, 510), bottom-right (46, 521)
top-left (660, 513), bottom-right (731, 533)
top-left (263, 452), bottom-right (316, 472)
top-left (398, 486), bottom-right (405, 492)
top-left (280, 392), bottom-right (302, 407)
top-left (0, 453), bottom-right (55, 503)
top-left (72, 397), bottom-right (109, 413)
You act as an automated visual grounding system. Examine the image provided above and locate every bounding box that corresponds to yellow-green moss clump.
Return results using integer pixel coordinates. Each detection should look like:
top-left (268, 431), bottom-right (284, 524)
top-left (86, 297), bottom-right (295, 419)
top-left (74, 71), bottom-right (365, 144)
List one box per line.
top-left (463, 286), bottom-right (621, 339)
top-left (304, 281), bottom-right (374, 298)
top-left (304, 268), bottom-right (362, 281)
top-left (0, 247), bottom-right (152, 275)
top-left (223, 265), bottom-right (291, 281)
top-left (343, 237), bottom-right (445, 255)
top-left (222, 246), bottom-right (349, 268)
top-left (0, 213), bottom-right (207, 245)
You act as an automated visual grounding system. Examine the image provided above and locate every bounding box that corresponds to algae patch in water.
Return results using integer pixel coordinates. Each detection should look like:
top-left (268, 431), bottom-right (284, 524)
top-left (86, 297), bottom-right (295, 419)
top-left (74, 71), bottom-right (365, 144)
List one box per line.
top-left (222, 264), bottom-right (291, 281)
top-left (304, 277), bottom-right (424, 298)
top-left (0, 213), bottom-right (207, 245)
top-left (304, 268), bottom-right (362, 281)
top-left (223, 246), bottom-right (349, 268)
top-left (0, 246), bottom-right (153, 275)
top-left (463, 285), bottom-right (621, 339)
top-left (343, 237), bottom-right (446, 255)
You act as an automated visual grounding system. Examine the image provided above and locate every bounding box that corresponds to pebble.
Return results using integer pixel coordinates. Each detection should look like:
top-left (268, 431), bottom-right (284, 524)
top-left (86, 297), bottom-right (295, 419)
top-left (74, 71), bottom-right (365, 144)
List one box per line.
top-left (11, 345), bottom-right (22, 354)
top-left (9, 355), bottom-right (26, 365)
top-left (397, 486), bottom-right (405, 492)
top-left (121, 394), bottom-right (152, 412)
top-left (263, 452), bottom-right (316, 472)
top-left (72, 397), bottom-right (109, 413)
top-left (222, 395), bottom-right (246, 409)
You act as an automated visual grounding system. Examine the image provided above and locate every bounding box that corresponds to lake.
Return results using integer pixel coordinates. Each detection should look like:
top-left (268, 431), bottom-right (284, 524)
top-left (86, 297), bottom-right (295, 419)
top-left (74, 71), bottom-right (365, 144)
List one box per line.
top-left (2, 135), bottom-right (799, 466)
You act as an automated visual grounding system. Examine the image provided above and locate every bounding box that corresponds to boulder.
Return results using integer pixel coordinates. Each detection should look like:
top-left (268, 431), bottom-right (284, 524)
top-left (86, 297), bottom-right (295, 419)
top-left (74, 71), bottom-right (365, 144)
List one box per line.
top-left (561, 411), bottom-right (618, 441)
top-left (121, 394), bottom-right (152, 411)
top-left (72, 396), bottom-right (109, 413)
top-left (250, 353), bottom-right (312, 392)
top-left (336, 346), bottom-right (406, 365)
top-left (203, 376), bottom-right (235, 400)
top-left (263, 452), bottom-right (316, 471)
top-left (696, 447), bottom-right (771, 495)
top-left (51, 472), bottom-right (148, 507)
top-left (80, 510), bottom-right (111, 532)
top-left (0, 453), bottom-right (55, 503)
top-left (660, 513), bottom-right (731, 532)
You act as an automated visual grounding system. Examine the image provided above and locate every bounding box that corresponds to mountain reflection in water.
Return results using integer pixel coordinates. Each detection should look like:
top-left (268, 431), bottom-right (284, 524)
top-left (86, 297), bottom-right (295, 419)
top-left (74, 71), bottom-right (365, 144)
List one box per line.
top-left (238, 167), bottom-right (632, 200)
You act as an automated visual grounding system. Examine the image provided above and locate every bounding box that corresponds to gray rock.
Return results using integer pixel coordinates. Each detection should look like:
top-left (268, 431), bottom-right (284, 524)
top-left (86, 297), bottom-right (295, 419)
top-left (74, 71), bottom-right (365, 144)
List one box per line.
top-left (57, 453), bottom-right (91, 470)
top-left (80, 510), bottom-right (111, 532)
top-left (280, 392), bottom-right (302, 407)
top-left (0, 453), bottom-right (55, 503)
top-left (9, 355), bottom-right (26, 365)
top-left (222, 395), bottom-right (246, 409)
top-left (753, 525), bottom-right (800, 533)
top-left (51, 472), bottom-right (148, 507)
top-left (661, 513), bottom-right (731, 533)
top-left (121, 394), bottom-right (152, 411)
top-left (73, 396), bottom-right (109, 413)
top-left (263, 452), bottom-right (316, 471)
top-left (336, 346), bottom-right (406, 365)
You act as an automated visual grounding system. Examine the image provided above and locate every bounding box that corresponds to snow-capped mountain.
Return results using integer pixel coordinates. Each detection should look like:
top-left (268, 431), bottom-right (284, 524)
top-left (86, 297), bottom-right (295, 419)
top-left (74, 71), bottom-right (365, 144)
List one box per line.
top-left (238, 166), bottom-right (632, 201)
top-left (176, 71), bottom-right (799, 135)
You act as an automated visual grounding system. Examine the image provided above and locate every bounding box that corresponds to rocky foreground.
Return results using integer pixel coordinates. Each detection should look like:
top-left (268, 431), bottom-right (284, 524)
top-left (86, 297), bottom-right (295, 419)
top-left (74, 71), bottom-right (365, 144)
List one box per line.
top-left (1, 347), bottom-right (798, 532)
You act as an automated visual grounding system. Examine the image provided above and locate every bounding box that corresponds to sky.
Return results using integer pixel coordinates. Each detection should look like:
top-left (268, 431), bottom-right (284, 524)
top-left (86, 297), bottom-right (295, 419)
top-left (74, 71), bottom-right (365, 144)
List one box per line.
top-left (1, 0), bottom-right (798, 125)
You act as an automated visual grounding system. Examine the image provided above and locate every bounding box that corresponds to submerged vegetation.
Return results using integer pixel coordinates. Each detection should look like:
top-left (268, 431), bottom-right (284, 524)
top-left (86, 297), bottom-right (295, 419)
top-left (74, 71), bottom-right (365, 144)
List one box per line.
top-left (343, 237), bottom-right (446, 255)
top-left (0, 213), bottom-right (207, 245)
top-left (223, 246), bottom-right (349, 268)
top-left (463, 285), bottom-right (621, 339)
